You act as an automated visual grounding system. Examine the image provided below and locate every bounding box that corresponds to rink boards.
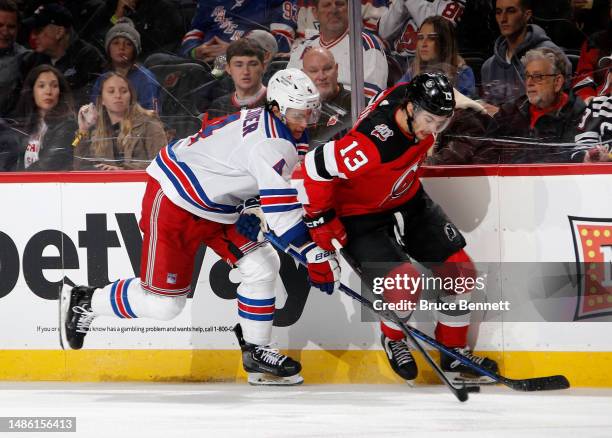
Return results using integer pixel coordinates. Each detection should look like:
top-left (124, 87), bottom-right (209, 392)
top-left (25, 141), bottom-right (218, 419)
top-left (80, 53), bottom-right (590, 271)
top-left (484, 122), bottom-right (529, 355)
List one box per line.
top-left (0, 165), bottom-right (611, 386)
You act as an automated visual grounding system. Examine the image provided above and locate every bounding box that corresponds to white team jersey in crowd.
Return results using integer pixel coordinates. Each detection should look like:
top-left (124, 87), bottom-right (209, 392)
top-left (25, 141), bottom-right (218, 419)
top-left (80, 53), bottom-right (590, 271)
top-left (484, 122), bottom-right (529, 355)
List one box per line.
top-left (295, 0), bottom-right (388, 41)
top-left (287, 29), bottom-right (388, 99)
top-left (378, 0), bottom-right (465, 58)
top-left (146, 108), bottom-right (307, 237)
top-left (572, 95), bottom-right (612, 160)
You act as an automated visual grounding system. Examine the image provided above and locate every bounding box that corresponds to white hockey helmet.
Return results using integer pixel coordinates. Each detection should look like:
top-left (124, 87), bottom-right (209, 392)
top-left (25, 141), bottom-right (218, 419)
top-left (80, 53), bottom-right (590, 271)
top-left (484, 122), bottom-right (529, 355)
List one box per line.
top-left (266, 68), bottom-right (321, 125)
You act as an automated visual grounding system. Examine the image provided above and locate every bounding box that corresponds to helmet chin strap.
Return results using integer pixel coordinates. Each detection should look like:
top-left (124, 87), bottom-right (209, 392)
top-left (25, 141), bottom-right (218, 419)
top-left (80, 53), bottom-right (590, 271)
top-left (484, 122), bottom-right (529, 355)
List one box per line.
top-left (405, 106), bottom-right (415, 136)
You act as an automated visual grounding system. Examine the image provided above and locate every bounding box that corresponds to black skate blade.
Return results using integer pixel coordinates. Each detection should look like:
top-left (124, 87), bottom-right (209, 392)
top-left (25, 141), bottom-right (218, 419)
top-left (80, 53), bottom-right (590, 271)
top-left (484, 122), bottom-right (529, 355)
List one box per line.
top-left (247, 373), bottom-right (304, 386)
top-left (505, 375), bottom-right (570, 391)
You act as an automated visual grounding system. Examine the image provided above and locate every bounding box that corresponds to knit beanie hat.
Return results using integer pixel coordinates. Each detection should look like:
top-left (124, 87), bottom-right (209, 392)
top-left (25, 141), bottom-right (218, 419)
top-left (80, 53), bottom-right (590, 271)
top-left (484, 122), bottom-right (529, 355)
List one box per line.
top-left (105, 17), bottom-right (141, 56)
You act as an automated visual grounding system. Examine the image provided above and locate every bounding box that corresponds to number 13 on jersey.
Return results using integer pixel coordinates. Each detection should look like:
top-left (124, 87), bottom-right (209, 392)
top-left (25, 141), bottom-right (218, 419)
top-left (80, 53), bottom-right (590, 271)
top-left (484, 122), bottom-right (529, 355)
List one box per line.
top-left (339, 141), bottom-right (368, 172)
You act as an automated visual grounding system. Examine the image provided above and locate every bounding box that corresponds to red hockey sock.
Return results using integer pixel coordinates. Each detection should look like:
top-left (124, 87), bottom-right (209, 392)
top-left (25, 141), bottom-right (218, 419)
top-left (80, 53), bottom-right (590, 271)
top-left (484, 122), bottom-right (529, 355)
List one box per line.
top-left (380, 321), bottom-right (405, 341)
top-left (434, 322), bottom-right (468, 347)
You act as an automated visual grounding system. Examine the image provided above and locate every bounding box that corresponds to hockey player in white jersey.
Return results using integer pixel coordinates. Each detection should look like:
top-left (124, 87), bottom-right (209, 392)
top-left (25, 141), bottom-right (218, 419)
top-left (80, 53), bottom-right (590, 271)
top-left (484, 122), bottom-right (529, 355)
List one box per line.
top-left (378, 0), bottom-right (465, 59)
top-left (60, 69), bottom-right (339, 386)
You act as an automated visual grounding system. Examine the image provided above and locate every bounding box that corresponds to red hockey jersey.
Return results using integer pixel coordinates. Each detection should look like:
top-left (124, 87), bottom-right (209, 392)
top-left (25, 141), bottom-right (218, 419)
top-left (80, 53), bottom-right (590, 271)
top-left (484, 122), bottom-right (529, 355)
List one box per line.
top-left (303, 84), bottom-right (434, 217)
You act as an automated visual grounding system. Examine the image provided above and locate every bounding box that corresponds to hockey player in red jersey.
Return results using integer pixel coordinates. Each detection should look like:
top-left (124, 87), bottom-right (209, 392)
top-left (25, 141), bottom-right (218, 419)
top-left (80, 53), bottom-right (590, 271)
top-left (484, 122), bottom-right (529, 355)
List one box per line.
top-left (60, 68), bottom-right (340, 386)
top-left (302, 72), bottom-right (499, 383)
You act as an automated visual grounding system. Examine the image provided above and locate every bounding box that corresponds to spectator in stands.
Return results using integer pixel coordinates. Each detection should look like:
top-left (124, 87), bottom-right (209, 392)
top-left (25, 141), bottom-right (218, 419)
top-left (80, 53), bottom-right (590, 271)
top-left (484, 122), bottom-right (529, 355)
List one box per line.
top-left (572, 54), bottom-right (611, 163)
top-left (245, 29), bottom-right (280, 84)
top-left (288, 0), bottom-right (388, 100)
top-left (99, 0), bottom-right (186, 61)
top-left (378, 0), bottom-right (465, 62)
top-left (21, 3), bottom-right (105, 106)
top-left (301, 47), bottom-right (351, 148)
top-left (0, 0), bottom-right (29, 117)
top-left (398, 15), bottom-right (476, 98)
top-left (483, 48), bottom-right (585, 163)
top-left (481, 0), bottom-right (570, 113)
top-left (195, 30), bottom-right (280, 115)
top-left (572, 3), bottom-right (612, 102)
top-left (12, 64), bottom-right (76, 170)
top-left (73, 72), bottom-right (166, 170)
top-left (296, 0), bottom-right (387, 42)
top-left (206, 39), bottom-right (267, 118)
top-left (572, 95), bottom-right (612, 162)
top-left (90, 18), bottom-right (160, 111)
top-left (180, 0), bottom-right (297, 62)
top-left (19, 1), bottom-right (108, 42)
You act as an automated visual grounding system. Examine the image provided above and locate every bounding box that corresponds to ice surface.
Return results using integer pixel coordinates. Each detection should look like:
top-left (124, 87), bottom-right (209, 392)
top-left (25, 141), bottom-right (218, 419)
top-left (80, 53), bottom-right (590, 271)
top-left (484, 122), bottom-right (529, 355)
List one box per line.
top-left (0, 382), bottom-right (610, 438)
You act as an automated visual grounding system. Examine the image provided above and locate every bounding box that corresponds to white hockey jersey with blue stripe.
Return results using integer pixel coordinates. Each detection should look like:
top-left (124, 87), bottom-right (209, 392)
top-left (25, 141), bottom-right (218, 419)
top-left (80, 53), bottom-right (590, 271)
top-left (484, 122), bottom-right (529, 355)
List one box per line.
top-left (146, 107), bottom-right (308, 238)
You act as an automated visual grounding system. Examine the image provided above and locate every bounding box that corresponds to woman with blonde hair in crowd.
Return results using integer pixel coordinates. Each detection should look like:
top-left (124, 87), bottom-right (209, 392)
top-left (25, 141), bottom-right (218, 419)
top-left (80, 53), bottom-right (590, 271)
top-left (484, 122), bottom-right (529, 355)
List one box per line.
top-left (13, 64), bottom-right (77, 171)
top-left (398, 15), bottom-right (476, 98)
top-left (74, 72), bottom-right (166, 170)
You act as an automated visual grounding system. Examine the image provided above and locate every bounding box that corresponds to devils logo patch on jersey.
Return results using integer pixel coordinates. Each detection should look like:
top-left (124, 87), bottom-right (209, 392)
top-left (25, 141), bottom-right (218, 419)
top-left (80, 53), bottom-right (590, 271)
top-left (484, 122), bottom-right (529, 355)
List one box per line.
top-left (390, 162), bottom-right (419, 199)
top-left (444, 223), bottom-right (460, 242)
top-left (371, 124), bottom-right (394, 142)
top-left (327, 114), bottom-right (339, 127)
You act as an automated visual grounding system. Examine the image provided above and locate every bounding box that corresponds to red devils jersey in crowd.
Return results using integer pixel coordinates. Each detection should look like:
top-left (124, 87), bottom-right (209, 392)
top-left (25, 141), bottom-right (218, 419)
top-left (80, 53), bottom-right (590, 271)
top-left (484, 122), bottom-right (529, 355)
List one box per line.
top-left (303, 84), bottom-right (434, 217)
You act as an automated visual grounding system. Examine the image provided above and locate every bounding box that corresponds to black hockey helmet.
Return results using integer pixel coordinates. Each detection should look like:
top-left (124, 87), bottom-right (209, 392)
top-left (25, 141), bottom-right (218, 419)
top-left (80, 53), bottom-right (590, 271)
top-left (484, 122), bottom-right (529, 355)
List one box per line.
top-left (406, 72), bottom-right (455, 117)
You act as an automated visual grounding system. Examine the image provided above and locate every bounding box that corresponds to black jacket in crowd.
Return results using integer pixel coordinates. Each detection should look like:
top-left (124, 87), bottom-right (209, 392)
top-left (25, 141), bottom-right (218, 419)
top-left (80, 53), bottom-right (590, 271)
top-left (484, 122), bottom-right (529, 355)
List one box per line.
top-left (0, 118), bottom-right (20, 171)
top-left (483, 93), bottom-right (587, 164)
top-left (16, 117), bottom-right (78, 171)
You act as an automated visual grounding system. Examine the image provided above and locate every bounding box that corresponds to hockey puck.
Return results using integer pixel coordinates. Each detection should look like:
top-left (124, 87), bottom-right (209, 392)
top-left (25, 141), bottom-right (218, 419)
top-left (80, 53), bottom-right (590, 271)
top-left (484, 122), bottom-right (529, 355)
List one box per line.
top-left (466, 386), bottom-right (481, 393)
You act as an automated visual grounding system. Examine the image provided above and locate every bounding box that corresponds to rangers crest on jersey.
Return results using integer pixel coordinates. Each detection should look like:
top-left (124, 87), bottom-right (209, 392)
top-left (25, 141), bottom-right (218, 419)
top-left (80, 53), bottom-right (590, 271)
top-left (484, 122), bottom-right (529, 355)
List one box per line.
top-left (273, 159), bottom-right (287, 175)
top-left (371, 124), bottom-right (394, 142)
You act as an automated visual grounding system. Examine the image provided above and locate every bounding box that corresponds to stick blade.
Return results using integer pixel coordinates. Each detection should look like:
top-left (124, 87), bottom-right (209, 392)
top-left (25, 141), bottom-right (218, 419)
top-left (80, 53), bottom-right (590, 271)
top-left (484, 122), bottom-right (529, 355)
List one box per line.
top-left (507, 375), bottom-right (570, 391)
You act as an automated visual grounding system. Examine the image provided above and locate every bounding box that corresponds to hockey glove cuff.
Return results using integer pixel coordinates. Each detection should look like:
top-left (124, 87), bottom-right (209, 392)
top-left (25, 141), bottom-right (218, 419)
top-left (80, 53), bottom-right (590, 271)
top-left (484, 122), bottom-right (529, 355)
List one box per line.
top-left (302, 243), bottom-right (340, 295)
top-left (304, 210), bottom-right (347, 251)
top-left (236, 197), bottom-right (268, 242)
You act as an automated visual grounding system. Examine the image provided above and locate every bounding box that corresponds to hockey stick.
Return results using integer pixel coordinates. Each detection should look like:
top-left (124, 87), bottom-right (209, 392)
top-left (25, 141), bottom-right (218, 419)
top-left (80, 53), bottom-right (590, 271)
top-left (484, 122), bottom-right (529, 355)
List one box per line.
top-left (329, 240), bottom-right (570, 393)
top-left (265, 232), bottom-right (471, 401)
top-left (264, 232), bottom-right (570, 395)
top-left (332, 239), bottom-right (476, 401)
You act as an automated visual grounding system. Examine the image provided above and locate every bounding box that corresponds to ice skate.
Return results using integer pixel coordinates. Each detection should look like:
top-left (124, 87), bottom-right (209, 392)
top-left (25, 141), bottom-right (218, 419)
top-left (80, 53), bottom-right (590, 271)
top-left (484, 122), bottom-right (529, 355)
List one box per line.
top-left (381, 335), bottom-right (418, 383)
top-left (440, 347), bottom-right (499, 384)
top-left (234, 324), bottom-right (303, 386)
top-left (59, 284), bottom-right (97, 350)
